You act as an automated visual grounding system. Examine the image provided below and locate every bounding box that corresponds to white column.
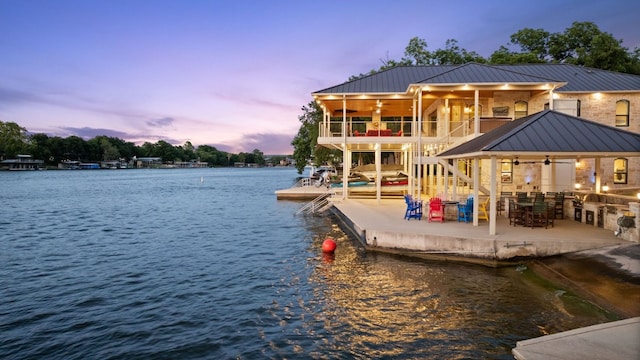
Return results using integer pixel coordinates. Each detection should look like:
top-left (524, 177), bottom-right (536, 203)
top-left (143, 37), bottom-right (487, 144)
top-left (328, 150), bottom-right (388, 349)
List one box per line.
top-left (453, 159), bottom-right (459, 201)
top-left (473, 158), bottom-right (480, 226)
top-left (376, 144), bottom-right (381, 203)
top-left (490, 156), bottom-right (497, 235)
top-left (594, 157), bottom-right (602, 193)
top-left (474, 89), bottom-right (480, 135)
top-left (443, 160), bottom-right (449, 200)
top-left (417, 90), bottom-right (423, 199)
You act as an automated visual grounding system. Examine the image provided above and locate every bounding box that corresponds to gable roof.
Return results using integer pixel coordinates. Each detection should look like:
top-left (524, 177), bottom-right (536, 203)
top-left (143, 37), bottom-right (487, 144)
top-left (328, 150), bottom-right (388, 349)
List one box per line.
top-left (437, 110), bottom-right (640, 159)
top-left (313, 63), bottom-right (640, 95)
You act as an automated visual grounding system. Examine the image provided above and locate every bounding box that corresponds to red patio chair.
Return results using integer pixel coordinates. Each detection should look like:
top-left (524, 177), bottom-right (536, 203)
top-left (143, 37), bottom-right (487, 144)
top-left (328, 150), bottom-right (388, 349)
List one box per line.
top-left (428, 197), bottom-right (445, 222)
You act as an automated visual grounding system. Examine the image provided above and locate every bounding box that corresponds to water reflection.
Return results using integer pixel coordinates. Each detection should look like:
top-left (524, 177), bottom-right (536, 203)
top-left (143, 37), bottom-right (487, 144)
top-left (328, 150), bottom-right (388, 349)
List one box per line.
top-left (302, 222), bottom-right (611, 358)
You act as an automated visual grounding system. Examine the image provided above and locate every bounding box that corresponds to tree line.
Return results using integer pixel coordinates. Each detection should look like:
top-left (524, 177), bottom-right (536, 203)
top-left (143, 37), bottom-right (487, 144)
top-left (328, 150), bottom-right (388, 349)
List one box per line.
top-left (0, 121), bottom-right (276, 167)
top-left (291, 21), bottom-right (640, 174)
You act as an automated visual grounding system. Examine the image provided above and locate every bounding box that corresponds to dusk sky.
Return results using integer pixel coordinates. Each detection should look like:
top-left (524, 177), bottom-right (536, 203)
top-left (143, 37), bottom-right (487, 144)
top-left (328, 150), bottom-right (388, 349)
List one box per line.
top-left (1, 0), bottom-right (639, 155)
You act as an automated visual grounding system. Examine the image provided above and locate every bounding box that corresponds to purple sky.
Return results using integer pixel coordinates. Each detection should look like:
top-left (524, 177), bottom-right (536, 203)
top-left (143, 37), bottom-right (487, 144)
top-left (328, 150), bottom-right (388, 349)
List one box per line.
top-left (1, 0), bottom-right (639, 155)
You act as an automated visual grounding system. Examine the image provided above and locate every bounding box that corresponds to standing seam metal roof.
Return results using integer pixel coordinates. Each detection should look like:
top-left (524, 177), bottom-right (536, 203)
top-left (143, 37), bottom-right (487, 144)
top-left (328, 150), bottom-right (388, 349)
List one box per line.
top-left (438, 110), bottom-right (640, 157)
top-left (313, 63), bottom-right (640, 94)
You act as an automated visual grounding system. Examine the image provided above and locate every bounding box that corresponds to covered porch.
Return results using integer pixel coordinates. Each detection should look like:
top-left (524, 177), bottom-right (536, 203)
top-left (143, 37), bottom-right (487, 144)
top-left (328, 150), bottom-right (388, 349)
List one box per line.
top-left (437, 110), bottom-right (640, 238)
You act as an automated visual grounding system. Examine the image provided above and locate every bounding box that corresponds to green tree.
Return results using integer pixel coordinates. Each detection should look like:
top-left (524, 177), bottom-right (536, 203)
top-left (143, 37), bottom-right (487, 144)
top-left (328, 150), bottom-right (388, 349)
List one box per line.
top-left (155, 140), bottom-right (178, 163)
top-left (401, 37), bottom-right (431, 65)
top-left (431, 39), bottom-right (485, 65)
top-left (28, 133), bottom-right (53, 165)
top-left (509, 28), bottom-right (550, 61)
top-left (63, 135), bottom-right (87, 161)
top-left (180, 141), bottom-right (196, 162)
top-left (291, 101), bottom-right (321, 174)
top-left (250, 148), bottom-right (265, 165)
top-left (0, 121), bottom-right (29, 157)
top-left (488, 45), bottom-right (543, 64)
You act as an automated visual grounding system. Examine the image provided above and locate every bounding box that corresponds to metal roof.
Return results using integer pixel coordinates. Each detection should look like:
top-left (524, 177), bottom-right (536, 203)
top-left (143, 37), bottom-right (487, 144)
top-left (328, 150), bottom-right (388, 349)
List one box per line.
top-left (499, 64), bottom-right (640, 92)
top-left (313, 65), bottom-right (457, 94)
top-left (437, 110), bottom-right (640, 159)
top-left (417, 62), bottom-right (561, 85)
top-left (313, 63), bottom-right (640, 95)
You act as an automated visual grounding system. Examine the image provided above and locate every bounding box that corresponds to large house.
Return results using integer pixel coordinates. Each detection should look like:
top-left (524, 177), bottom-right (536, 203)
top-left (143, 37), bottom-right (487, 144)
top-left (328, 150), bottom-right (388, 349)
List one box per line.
top-left (312, 63), bottom-right (640, 236)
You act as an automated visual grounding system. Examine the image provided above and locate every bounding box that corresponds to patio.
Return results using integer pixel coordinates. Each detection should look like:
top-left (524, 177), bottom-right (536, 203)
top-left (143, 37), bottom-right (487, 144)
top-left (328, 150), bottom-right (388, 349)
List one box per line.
top-left (329, 198), bottom-right (631, 264)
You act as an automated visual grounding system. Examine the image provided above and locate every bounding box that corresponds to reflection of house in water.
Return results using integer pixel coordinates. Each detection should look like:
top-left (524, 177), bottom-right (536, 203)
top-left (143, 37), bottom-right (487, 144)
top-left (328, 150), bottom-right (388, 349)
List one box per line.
top-left (1, 154), bottom-right (44, 170)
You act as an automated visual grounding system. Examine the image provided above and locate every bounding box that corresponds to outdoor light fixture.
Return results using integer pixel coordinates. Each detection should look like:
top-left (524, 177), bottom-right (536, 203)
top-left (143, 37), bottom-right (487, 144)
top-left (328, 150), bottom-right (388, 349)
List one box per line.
top-left (544, 156), bottom-right (550, 165)
top-left (513, 157), bottom-right (519, 166)
top-left (575, 183), bottom-right (581, 189)
top-left (603, 183), bottom-right (609, 192)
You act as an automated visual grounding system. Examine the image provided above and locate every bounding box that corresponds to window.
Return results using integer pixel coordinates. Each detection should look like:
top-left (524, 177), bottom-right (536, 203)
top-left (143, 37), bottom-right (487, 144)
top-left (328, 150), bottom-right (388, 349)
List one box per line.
top-left (615, 100), bottom-right (630, 127)
top-left (501, 161), bottom-right (513, 183)
top-left (613, 158), bottom-right (628, 184)
top-left (514, 101), bottom-right (528, 119)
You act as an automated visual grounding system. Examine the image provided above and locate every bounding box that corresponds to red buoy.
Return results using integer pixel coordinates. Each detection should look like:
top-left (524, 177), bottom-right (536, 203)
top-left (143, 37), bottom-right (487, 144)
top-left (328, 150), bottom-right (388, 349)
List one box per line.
top-left (322, 238), bottom-right (337, 253)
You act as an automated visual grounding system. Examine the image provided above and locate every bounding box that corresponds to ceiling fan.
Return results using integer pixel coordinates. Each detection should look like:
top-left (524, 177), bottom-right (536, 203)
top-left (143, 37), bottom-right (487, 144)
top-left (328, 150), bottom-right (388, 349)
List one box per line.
top-left (512, 156), bottom-right (574, 165)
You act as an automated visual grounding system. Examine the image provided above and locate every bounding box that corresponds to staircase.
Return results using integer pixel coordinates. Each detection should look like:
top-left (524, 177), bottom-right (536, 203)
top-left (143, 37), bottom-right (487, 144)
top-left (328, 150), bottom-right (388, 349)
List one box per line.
top-left (295, 192), bottom-right (335, 215)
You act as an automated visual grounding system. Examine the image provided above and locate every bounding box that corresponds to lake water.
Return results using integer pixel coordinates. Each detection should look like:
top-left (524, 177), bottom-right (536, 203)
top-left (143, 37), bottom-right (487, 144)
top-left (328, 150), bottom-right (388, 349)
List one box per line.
top-left (0, 168), bottom-right (613, 359)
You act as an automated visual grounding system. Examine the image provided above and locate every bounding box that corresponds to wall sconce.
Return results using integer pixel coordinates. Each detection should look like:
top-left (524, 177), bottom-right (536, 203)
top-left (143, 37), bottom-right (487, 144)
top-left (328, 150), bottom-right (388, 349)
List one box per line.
top-left (544, 156), bottom-right (550, 165)
top-left (513, 157), bottom-right (519, 166)
top-left (602, 183), bottom-right (609, 192)
top-left (637, 192), bottom-right (640, 200)
top-left (575, 183), bottom-right (581, 189)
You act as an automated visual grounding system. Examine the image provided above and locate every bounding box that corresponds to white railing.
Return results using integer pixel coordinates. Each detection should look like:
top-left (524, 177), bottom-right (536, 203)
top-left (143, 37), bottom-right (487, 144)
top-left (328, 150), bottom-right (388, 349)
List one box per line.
top-left (295, 192), bottom-right (335, 215)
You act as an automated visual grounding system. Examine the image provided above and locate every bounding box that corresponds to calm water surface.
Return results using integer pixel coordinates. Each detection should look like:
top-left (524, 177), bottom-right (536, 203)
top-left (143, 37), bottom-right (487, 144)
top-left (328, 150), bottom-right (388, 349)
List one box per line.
top-left (0, 168), bottom-right (611, 359)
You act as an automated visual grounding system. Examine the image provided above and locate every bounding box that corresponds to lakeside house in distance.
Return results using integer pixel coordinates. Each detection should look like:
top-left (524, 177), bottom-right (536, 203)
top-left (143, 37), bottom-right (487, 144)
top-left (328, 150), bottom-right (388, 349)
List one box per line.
top-left (312, 63), bottom-right (640, 239)
top-left (0, 154), bottom-right (44, 170)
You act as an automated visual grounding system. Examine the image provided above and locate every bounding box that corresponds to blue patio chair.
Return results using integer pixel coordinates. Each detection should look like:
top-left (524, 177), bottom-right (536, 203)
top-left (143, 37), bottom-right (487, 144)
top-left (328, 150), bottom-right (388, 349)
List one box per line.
top-left (457, 197), bottom-right (473, 223)
top-left (404, 194), bottom-right (423, 220)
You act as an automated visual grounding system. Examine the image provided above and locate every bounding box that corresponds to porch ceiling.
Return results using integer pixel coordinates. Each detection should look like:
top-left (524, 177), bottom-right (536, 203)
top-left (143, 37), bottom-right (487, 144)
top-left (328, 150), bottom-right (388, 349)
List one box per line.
top-left (321, 98), bottom-right (415, 117)
top-left (317, 89), bottom-right (549, 118)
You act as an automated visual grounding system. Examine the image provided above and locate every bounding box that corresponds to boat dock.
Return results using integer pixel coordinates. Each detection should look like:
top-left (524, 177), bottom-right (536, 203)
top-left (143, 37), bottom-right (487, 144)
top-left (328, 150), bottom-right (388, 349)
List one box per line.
top-left (327, 198), bottom-right (629, 263)
top-left (512, 317), bottom-right (640, 360)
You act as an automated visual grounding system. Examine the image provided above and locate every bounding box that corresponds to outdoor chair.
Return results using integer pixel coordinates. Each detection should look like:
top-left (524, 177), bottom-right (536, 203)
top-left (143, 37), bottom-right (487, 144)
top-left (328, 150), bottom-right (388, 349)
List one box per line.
top-left (457, 197), bottom-right (473, 223)
top-left (533, 192), bottom-right (545, 203)
top-left (428, 197), bottom-right (445, 222)
top-left (546, 202), bottom-right (555, 227)
top-left (554, 193), bottom-right (564, 219)
top-left (526, 201), bottom-right (549, 229)
top-left (478, 197), bottom-right (490, 221)
top-left (404, 194), bottom-right (423, 220)
top-left (516, 192), bottom-right (528, 201)
top-left (509, 199), bottom-right (525, 226)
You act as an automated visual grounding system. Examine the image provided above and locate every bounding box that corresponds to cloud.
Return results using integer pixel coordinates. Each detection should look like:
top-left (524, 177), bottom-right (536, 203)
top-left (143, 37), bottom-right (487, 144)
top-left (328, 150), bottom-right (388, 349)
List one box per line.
top-left (146, 117), bottom-right (175, 128)
top-left (0, 87), bottom-right (42, 107)
top-left (59, 126), bottom-right (182, 145)
top-left (59, 126), bottom-right (131, 139)
top-left (214, 132), bottom-right (294, 155)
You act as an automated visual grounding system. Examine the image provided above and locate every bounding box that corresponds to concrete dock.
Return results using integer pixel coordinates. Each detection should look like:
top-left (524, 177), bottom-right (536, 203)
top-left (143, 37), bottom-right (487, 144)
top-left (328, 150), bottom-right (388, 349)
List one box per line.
top-left (328, 198), bottom-right (629, 263)
top-left (512, 317), bottom-right (640, 360)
